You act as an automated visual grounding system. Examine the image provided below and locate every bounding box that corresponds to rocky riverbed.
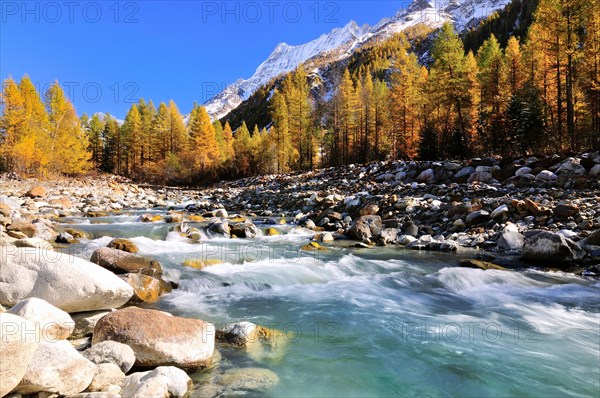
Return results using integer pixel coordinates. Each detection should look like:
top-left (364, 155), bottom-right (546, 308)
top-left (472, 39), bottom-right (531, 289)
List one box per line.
top-left (1, 152), bottom-right (599, 397)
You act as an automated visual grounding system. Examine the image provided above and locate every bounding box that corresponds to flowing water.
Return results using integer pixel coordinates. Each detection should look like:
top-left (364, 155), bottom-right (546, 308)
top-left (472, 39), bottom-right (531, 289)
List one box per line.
top-left (60, 210), bottom-right (600, 397)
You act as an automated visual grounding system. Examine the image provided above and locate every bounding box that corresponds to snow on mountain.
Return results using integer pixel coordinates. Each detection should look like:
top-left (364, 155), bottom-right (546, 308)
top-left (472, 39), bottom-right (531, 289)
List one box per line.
top-left (204, 0), bottom-right (512, 120)
top-left (93, 112), bottom-right (124, 126)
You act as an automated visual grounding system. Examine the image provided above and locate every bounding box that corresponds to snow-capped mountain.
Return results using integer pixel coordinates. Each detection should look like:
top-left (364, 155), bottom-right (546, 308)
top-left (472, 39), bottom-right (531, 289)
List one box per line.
top-left (204, 0), bottom-right (512, 120)
top-left (93, 112), bottom-right (124, 126)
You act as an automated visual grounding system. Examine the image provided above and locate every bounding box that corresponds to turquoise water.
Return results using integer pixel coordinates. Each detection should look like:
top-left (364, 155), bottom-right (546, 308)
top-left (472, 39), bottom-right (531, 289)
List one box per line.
top-left (61, 212), bottom-right (600, 397)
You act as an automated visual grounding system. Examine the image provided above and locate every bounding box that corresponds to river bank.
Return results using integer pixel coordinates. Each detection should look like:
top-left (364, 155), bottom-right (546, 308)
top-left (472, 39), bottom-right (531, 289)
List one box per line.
top-left (1, 153), bottom-right (599, 397)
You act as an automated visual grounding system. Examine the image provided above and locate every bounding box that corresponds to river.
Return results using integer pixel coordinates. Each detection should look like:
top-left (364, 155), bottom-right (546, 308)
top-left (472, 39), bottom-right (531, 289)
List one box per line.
top-left (59, 209), bottom-right (600, 397)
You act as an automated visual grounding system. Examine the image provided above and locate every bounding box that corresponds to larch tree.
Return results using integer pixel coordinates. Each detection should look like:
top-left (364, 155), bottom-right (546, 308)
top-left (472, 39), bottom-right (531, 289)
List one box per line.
top-left (44, 81), bottom-right (90, 175)
top-left (188, 104), bottom-right (219, 172)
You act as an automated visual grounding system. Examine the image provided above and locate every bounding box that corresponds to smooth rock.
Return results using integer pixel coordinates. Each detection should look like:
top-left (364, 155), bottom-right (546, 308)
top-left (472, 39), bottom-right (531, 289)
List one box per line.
top-left (497, 224), bottom-right (525, 252)
top-left (521, 231), bottom-right (586, 265)
top-left (466, 210), bottom-right (489, 226)
top-left (417, 169), bottom-right (435, 184)
top-left (490, 204), bottom-right (509, 219)
top-left (14, 237), bottom-right (54, 251)
top-left (87, 363), bottom-right (125, 393)
top-left (107, 238), bottom-right (139, 254)
top-left (459, 259), bottom-right (506, 270)
top-left (92, 307), bottom-right (214, 369)
top-left (90, 247), bottom-right (162, 277)
top-left (120, 366), bottom-right (192, 398)
top-left (347, 215), bottom-right (382, 243)
top-left (0, 313), bottom-right (40, 397)
top-left (15, 340), bottom-right (96, 395)
top-left (7, 297), bottom-right (74, 340)
top-left (83, 340), bottom-right (136, 373)
top-left (26, 185), bottom-right (46, 198)
top-left (216, 367), bottom-right (279, 394)
top-left (121, 273), bottom-right (167, 303)
top-left (0, 247), bottom-right (134, 312)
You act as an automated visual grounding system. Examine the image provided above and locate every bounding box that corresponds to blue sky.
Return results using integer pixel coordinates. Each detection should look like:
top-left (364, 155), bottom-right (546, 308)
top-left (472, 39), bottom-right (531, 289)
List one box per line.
top-left (1, 1), bottom-right (410, 118)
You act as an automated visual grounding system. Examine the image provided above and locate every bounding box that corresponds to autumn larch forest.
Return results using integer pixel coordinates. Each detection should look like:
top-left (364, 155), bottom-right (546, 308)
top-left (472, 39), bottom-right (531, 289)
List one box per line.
top-left (1, 0), bottom-right (599, 184)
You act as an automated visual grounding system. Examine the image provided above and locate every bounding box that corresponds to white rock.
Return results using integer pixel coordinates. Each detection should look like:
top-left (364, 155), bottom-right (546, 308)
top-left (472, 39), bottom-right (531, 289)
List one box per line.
top-left (87, 363), bottom-right (125, 393)
top-left (14, 237), bottom-right (54, 251)
top-left (0, 313), bottom-right (41, 397)
top-left (497, 224), bottom-right (525, 252)
top-left (121, 366), bottom-right (192, 398)
top-left (7, 297), bottom-right (74, 340)
top-left (0, 247), bottom-right (134, 312)
top-left (490, 204), bottom-right (509, 219)
top-left (83, 340), bottom-right (136, 373)
top-left (15, 340), bottom-right (96, 395)
top-left (515, 166), bottom-right (532, 176)
top-left (397, 235), bottom-right (417, 245)
top-left (535, 170), bottom-right (558, 182)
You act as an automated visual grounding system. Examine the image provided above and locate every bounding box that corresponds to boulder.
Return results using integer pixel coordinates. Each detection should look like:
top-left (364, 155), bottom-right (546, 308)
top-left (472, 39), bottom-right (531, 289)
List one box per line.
top-left (217, 322), bottom-right (263, 347)
top-left (417, 169), bottom-right (435, 184)
top-left (26, 185), bottom-right (46, 198)
top-left (87, 363), bottom-right (125, 393)
top-left (92, 307), bottom-right (215, 369)
top-left (380, 228), bottom-right (401, 245)
top-left (590, 164), bottom-right (600, 177)
top-left (107, 238), bottom-right (139, 253)
top-left (584, 229), bottom-right (600, 246)
top-left (121, 273), bottom-right (167, 303)
top-left (230, 222), bottom-right (259, 238)
top-left (535, 170), bottom-right (558, 182)
top-left (120, 366), bottom-right (192, 398)
top-left (215, 367), bottom-right (279, 395)
top-left (7, 220), bottom-right (36, 238)
top-left (14, 237), bottom-right (54, 251)
top-left (90, 247), bottom-right (162, 277)
top-left (496, 224), bottom-right (525, 252)
top-left (208, 221), bottom-right (230, 237)
top-left (0, 314), bottom-right (40, 397)
top-left (15, 340), bottom-right (96, 395)
top-left (358, 203), bottom-right (379, 216)
top-left (468, 171), bottom-right (492, 184)
top-left (553, 204), bottom-right (579, 218)
top-left (264, 227), bottom-right (280, 236)
top-left (346, 215), bottom-right (382, 243)
top-left (215, 208), bottom-right (228, 218)
top-left (466, 210), bottom-right (489, 226)
top-left (521, 231), bottom-right (586, 265)
top-left (71, 310), bottom-right (113, 340)
top-left (0, 247), bottom-right (134, 312)
top-left (83, 340), bottom-right (136, 373)
top-left (459, 259), bottom-right (506, 270)
top-left (7, 297), bottom-right (74, 340)
top-left (403, 222), bottom-right (419, 237)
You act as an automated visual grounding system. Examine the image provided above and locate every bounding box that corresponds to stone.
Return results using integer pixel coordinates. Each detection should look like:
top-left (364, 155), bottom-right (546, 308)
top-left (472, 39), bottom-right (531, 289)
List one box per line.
top-left (7, 297), bottom-right (74, 340)
top-left (590, 164), bottom-right (600, 177)
top-left (497, 224), bottom-right (525, 252)
top-left (459, 259), bottom-right (506, 270)
top-left (454, 167), bottom-right (475, 181)
top-left (92, 307), bottom-right (214, 369)
top-left (403, 222), bottom-right (419, 237)
top-left (0, 247), bottom-right (134, 312)
top-left (521, 231), bottom-right (586, 265)
top-left (120, 366), bottom-right (192, 398)
top-left (490, 204), bottom-right (509, 219)
top-left (417, 169), bottom-right (435, 184)
top-left (535, 170), bottom-right (558, 182)
top-left (553, 204), bottom-right (579, 218)
top-left (347, 215), bottom-right (382, 243)
top-left (358, 203), bottom-right (379, 216)
top-left (14, 237), bottom-right (54, 251)
top-left (121, 273), bottom-right (167, 303)
top-left (264, 227), bottom-right (280, 236)
top-left (7, 220), bottom-right (36, 238)
top-left (56, 232), bottom-right (77, 244)
top-left (87, 363), bottom-right (125, 393)
top-left (90, 247), bottom-right (162, 278)
top-left (523, 199), bottom-right (541, 215)
top-left (466, 210), bottom-right (489, 226)
top-left (82, 341), bottom-right (136, 373)
top-left (584, 229), bottom-right (600, 246)
top-left (0, 313), bottom-right (40, 397)
top-left (468, 171), bottom-right (492, 184)
top-left (26, 185), bottom-right (46, 198)
top-left (71, 311), bottom-right (112, 340)
top-left (107, 238), bottom-right (139, 253)
top-left (217, 322), bottom-right (263, 347)
top-left (208, 221), bottom-right (230, 237)
top-left (380, 228), bottom-right (401, 245)
top-left (398, 235), bottom-right (417, 245)
top-left (216, 367), bottom-right (279, 395)
top-left (215, 208), bottom-right (228, 218)
top-left (231, 222), bottom-right (259, 238)
top-left (15, 340), bottom-right (96, 395)
top-left (515, 166), bottom-right (532, 176)
top-left (140, 214), bottom-right (162, 223)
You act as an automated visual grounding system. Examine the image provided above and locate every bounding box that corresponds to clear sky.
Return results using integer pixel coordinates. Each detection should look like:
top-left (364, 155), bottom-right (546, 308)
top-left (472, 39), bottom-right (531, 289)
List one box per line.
top-left (1, 1), bottom-right (411, 119)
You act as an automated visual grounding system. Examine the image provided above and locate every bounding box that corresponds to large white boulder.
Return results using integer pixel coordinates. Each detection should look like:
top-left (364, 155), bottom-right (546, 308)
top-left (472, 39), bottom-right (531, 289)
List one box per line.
top-left (0, 247), bottom-right (134, 312)
top-left (15, 339), bottom-right (96, 395)
top-left (7, 297), bottom-right (75, 340)
top-left (83, 340), bottom-right (136, 373)
top-left (0, 313), bottom-right (41, 397)
top-left (120, 366), bottom-right (192, 398)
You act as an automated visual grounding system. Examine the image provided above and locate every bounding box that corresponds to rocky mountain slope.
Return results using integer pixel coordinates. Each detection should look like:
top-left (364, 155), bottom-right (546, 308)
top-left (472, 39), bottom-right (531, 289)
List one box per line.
top-left (204, 0), bottom-right (513, 120)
